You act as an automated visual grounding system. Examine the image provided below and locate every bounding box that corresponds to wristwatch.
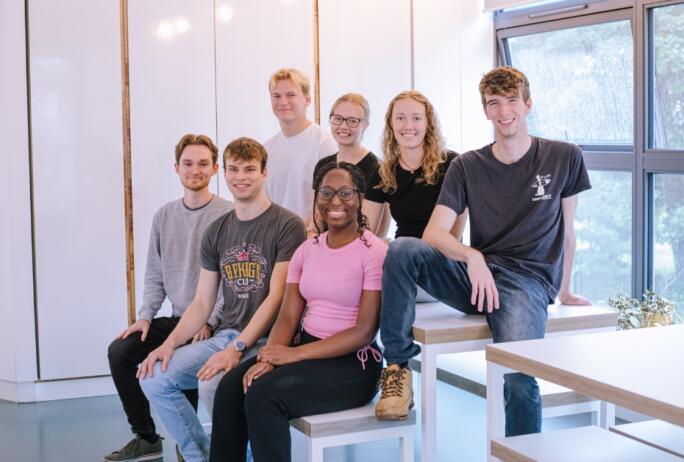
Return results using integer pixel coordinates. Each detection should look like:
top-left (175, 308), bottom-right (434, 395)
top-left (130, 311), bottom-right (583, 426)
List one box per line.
top-left (233, 339), bottom-right (246, 353)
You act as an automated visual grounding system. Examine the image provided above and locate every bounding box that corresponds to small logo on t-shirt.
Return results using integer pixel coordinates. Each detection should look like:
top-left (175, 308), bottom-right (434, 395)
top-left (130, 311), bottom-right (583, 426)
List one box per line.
top-left (531, 174), bottom-right (552, 201)
top-left (222, 242), bottom-right (268, 297)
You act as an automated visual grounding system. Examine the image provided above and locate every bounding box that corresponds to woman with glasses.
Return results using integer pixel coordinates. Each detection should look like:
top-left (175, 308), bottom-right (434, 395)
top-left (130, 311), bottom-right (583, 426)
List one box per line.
top-left (210, 162), bottom-right (386, 462)
top-left (363, 90), bottom-right (468, 241)
top-left (313, 93), bottom-right (379, 191)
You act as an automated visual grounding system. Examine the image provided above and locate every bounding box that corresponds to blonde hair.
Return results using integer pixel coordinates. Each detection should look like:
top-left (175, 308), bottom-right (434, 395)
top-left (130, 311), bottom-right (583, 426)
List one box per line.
top-left (174, 134), bottom-right (218, 164)
top-left (329, 93), bottom-right (370, 122)
top-left (377, 91), bottom-right (446, 193)
top-left (268, 68), bottom-right (311, 97)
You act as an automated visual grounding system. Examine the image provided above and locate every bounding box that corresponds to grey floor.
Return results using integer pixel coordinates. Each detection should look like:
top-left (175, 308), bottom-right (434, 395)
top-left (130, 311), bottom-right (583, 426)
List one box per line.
top-left (0, 371), bottom-right (592, 462)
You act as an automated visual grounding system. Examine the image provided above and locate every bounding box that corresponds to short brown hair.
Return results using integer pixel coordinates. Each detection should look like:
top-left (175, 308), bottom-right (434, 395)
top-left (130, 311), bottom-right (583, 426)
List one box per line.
top-left (174, 134), bottom-right (218, 164)
top-left (268, 68), bottom-right (311, 97)
top-left (223, 137), bottom-right (268, 171)
top-left (479, 66), bottom-right (531, 107)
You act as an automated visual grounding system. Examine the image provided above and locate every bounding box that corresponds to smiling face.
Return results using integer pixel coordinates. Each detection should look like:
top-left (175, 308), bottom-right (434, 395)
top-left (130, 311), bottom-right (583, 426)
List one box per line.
top-left (391, 97), bottom-right (427, 152)
top-left (483, 86), bottom-right (532, 140)
top-left (270, 78), bottom-right (311, 125)
top-left (329, 101), bottom-right (367, 148)
top-left (316, 168), bottom-right (360, 232)
top-left (175, 144), bottom-right (218, 192)
top-left (224, 156), bottom-right (267, 203)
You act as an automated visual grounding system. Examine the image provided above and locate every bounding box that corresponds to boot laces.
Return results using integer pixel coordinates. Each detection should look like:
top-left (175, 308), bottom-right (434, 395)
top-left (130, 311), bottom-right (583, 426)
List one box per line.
top-left (379, 367), bottom-right (408, 398)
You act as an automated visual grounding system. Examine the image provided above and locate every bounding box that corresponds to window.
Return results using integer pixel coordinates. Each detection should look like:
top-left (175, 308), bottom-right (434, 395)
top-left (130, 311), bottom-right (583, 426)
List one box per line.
top-left (574, 170), bottom-right (632, 302)
top-left (650, 3), bottom-right (684, 150)
top-left (506, 19), bottom-right (633, 145)
top-left (496, 0), bottom-right (684, 312)
top-left (651, 174), bottom-right (684, 318)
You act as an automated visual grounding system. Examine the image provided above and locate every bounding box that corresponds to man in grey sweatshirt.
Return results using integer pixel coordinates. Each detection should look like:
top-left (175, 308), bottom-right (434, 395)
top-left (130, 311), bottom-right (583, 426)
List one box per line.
top-left (105, 134), bottom-right (233, 462)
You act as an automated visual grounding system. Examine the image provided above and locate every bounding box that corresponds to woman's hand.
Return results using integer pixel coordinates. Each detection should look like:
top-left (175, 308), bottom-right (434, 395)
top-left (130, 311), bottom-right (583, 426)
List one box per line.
top-left (242, 361), bottom-right (274, 393)
top-left (257, 345), bottom-right (300, 366)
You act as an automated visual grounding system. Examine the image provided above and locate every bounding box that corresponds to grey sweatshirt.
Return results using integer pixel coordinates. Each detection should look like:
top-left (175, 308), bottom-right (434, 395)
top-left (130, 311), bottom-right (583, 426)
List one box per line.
top-left (138, 195), bottom-right (233, 328)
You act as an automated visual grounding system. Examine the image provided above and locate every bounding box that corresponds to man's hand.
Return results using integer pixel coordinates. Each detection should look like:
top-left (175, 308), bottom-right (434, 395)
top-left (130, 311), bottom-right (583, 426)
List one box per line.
top-left (192, 324), bottom-right (212, 343)
top-left (116, 319), bottom-right (151, 342)
top-left (257, 345), bottom-right (299, 366)
top-left (558, 292), bottom-right (591, 306)
top-left (137, 343), bottom-right (174, 379)
top-left (196, 348), bottom-right (241, 381)
top-left (466, 250), bottom-right (500, 313)
top-left (242, 361), bottom-right (274, 393)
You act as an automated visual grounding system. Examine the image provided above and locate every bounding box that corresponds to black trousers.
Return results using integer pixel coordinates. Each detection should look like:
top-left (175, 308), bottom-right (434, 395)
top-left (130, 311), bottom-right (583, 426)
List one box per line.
top-left (108, 316), bottom-right (198, 436)
top-left (209, 332), bottom-right (382, 462)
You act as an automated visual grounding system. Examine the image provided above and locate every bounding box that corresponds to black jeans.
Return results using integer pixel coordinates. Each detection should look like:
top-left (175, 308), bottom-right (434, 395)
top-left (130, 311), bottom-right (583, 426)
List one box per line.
top-left (107, 316), bottom-right (198, 436)
top-left (209, 332), bottom-right (382, 462)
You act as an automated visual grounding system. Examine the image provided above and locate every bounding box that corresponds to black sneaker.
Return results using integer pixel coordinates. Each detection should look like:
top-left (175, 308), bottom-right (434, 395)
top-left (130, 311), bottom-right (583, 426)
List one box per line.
top-left (103, 435), bottom-right (163, 462)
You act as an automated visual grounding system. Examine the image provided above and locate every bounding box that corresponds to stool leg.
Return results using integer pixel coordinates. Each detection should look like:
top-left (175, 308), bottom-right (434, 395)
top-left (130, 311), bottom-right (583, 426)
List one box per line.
top-left (399, 429), bottom-right (414, 462)
top-left (308, 437), bottom-right (324, 462)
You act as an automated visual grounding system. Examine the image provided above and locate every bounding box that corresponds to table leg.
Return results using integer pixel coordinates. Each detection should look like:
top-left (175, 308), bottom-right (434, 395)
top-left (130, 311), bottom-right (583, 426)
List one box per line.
top-left (599, 401), bottom-right (615, 429)
top-left (420, 346), bottom-right (438, 462)
top-left (487, 361), bottom-right (505, 462)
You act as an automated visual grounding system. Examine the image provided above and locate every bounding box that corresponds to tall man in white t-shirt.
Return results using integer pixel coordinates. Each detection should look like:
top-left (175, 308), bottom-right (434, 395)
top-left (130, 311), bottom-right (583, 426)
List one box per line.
top-left (264, 68), bottom-right (338, 225)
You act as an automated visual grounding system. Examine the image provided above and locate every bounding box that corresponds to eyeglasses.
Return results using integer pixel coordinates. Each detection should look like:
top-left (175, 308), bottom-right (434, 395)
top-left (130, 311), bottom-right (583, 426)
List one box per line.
top-left (317, 186), bottom-right (358, 201)
top-left (329, 114), bottom-right (363, 128)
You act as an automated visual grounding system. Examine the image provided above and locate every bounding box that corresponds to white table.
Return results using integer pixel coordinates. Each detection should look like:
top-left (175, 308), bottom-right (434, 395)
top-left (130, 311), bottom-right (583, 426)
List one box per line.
top-left (486, 325), bottom-right (684, 461)
top-left (412, 302), bottom-right (616, 462)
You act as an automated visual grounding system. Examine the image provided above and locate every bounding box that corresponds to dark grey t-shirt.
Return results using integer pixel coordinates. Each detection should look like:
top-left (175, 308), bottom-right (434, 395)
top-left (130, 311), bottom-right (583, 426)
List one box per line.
top-left (437, 137), bottom-right (591, 300)
top-left (200, 203), bottom-right (306, 332)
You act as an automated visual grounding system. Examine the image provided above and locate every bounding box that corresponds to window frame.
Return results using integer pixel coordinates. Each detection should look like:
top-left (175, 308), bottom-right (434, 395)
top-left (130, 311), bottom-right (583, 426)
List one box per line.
top-left (494, 0), bottom-right (684, 301)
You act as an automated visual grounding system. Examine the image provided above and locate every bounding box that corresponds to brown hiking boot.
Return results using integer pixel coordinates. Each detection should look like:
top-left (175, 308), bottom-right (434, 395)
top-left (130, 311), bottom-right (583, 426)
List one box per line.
top-left (375, 364), bottom-right (413, 420)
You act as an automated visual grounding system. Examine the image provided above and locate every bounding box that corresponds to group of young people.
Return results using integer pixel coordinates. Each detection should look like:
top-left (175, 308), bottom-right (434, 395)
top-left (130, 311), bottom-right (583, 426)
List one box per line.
top-left (104, 65), bottom-right (591, 462)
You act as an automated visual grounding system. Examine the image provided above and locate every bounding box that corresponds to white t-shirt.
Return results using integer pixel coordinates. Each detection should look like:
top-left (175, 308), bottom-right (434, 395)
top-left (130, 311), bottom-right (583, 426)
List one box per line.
top-left (264, 123), bottom-right (338, 220)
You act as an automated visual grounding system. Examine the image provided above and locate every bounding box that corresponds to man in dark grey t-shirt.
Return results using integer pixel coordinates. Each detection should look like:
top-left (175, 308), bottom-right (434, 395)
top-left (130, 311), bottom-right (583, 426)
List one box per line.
top-left (137, 137), bottom-right (306, 462)
top-left (376, 67), bottom-right (591, 439)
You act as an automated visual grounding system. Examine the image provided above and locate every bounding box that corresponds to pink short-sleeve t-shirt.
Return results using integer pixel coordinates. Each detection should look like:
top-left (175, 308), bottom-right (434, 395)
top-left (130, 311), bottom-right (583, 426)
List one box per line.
top-left (286, 230), bottom-right (387, 339)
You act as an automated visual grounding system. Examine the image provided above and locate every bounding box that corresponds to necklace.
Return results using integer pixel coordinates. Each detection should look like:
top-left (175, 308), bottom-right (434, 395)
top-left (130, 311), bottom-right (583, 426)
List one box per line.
top-left (398, 156), bottom-right (424, 174)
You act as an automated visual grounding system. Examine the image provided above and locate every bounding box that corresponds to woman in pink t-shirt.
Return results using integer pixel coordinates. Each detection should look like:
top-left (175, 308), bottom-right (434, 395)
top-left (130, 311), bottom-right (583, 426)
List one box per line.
top-left (210, 162), bottom-right (387, 462)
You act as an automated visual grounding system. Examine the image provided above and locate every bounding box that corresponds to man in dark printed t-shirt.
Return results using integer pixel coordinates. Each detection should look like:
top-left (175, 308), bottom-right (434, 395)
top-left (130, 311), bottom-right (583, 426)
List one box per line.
top-left (375, 67), bottom-right (591, 438)
top-left (137, 137), bottom-right (306, 462)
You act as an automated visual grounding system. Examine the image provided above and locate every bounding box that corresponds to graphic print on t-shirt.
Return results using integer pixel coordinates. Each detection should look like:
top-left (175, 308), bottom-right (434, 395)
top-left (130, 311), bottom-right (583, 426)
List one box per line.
top-left (221, 242), bottom-right (268, 298)
top-left (531, 174), bottom-right (552, 202)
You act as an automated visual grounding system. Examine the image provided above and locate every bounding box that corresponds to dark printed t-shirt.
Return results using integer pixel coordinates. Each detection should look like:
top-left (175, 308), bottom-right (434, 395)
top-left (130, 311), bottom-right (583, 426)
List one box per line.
top-left (437, 137), bottom-right (591, 300)
top-left (200, 204), bottom-right (306, 332)
top-left (312, 151), bottom-right (380, 194)
top-left (365, 151), bottom-right (457, 239)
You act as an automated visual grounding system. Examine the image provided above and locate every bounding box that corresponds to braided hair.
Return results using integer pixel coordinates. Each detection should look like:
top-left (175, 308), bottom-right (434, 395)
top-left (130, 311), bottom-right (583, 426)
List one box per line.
top-left (312, 161), bottom-right (371, 247)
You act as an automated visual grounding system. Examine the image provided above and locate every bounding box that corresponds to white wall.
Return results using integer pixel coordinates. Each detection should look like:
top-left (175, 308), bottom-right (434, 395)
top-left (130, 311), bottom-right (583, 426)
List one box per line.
top-left (0, 0), bottom-right (493, 401)
top-left (129, 0), bottom-right (219, 316)
top-left (28, 0), bottom-right (127, 380)
top-left (0, 0), bottom-right (38, 394)
top-left (318, 0), bottom-right (412, 157)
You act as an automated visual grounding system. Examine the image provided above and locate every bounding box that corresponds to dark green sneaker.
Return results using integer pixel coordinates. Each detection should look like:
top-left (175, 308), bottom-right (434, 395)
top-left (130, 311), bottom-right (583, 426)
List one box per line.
top-left (103, 435), bottom-right (163, 462)
top-left (175, 444), bottom-right (185, 462)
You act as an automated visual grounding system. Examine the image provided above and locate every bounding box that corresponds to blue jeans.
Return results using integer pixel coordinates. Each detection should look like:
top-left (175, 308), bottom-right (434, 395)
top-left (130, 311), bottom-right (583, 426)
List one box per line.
top-left (139, 329), bottom-right (262, 462)
top-left (380, 237), bottom-right (549, 436)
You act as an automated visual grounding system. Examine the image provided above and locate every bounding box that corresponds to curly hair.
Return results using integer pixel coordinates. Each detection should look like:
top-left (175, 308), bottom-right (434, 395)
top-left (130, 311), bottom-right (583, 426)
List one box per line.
top-left (377, 90), bottom-right (446, 194)
top-left (312, 161), bottom-right (370, 247)
top-left (479, 66), bottom-right (531, 107)
top-left (222, 137), bottom-right (268, 171)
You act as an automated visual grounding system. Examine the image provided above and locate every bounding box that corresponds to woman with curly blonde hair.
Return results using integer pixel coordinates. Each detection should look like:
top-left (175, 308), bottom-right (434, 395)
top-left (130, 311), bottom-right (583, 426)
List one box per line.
top-left (363, 90), bottom-right (468, 240)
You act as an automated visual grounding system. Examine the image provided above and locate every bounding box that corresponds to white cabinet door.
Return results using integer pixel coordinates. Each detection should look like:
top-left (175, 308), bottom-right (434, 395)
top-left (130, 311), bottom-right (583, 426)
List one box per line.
top-left (318, 0), bottom-right (412, 158)
top-left (28, 0), bottom-right (127, 379)
top-left (128, 0), bottom-right (218, 317)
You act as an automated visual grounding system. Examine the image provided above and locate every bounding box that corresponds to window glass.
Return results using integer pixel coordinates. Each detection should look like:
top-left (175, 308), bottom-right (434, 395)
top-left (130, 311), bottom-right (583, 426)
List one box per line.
top-left (651, 3), bottom-right (684, 150)
top-left (652, 174), bottom-right (684, 320)
top-left (507, 19), bottom-right (633, 145)
top-left (573, 170), bottom-right (632, 303)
